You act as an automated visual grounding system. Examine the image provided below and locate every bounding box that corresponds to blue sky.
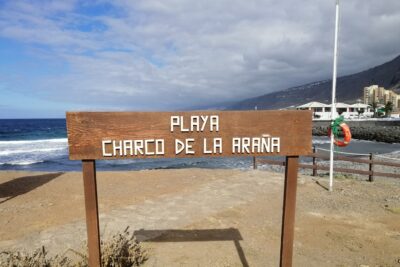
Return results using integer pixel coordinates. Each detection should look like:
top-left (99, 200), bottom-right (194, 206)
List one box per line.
top-left (0, 0), bottom-right (399, 118)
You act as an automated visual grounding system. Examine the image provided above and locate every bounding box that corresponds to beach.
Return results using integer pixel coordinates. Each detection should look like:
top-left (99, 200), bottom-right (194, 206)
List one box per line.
top-left (0, 169), bottom-right (399, 266)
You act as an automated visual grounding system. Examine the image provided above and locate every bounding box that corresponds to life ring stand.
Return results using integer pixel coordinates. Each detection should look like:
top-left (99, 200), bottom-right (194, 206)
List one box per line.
top-left (328, 122), bottom-right (351, 147)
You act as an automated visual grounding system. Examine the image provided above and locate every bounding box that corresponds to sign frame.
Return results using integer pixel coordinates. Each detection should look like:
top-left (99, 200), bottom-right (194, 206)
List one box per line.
top-left (66, 110), bottom-right (312, 267)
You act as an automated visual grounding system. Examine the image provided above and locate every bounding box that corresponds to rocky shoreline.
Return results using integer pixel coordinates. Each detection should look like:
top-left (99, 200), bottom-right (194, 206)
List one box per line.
top-left (313, 120), bottom-right (400, 143)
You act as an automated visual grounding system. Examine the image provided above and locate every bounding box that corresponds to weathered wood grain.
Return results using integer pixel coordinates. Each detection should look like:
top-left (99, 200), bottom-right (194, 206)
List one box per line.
top-left (66, 110), bottom-right (312, 160)
top-left (280, 156), bottom-right (299, 267)
top-left (82, 160), bottom-right (101, 267)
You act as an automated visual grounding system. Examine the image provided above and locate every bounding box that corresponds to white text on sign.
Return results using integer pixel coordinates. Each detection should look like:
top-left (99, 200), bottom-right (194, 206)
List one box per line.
top-left (101, 115), bottom-right (280, 157)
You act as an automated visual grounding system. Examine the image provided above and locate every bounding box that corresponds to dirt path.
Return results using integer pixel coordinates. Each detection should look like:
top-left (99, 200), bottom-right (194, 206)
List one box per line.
top-left (0, 169), bottom-right (399, 266)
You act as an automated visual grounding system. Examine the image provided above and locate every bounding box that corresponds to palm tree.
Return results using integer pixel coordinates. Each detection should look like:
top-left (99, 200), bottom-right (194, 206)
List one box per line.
top-left (372, 101), bottom-right (378, 117)
top-left (385, 101), bottom-right (394, 117)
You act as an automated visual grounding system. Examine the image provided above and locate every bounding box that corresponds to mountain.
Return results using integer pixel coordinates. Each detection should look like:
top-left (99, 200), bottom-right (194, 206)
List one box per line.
top-left (227, 55), bottom-right (400, 110)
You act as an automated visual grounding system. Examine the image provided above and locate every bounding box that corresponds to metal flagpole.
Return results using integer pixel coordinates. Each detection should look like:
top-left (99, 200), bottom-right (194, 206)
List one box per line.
top-left (329, 0), bottom-right (340, 192)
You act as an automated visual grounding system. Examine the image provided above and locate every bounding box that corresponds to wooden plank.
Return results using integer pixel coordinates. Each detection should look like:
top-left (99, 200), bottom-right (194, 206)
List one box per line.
top-left (66, 111), bottom-right (312, 160)
top-left (371, 159), bottom-right (400, 168)
top-left (308, 154), bottom-right (372, 164)
top-left (314, 165), bottom-right (400, 179)
top-left (256, 159), bottom-right (400, 178)
top-left (257, 159), bottom-right (372, 175)
top-left (82, 160), bottom-right (101, 267)
top-left (316, 165), bottom-right (371, 175)
top-left (280, 156), bottom-right (299, 267)
top-left (308, 153), bottom-right (400, 168)
top-left (373, 171), bottom-right (400, 179)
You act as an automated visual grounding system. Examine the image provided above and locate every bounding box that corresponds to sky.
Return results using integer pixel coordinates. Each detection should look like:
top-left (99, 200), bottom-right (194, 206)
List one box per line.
top-left (0, 0), bottom-right (399, 118)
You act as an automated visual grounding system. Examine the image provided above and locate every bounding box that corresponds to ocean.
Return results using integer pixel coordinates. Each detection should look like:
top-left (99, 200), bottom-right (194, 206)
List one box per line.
top-left (1, 119), bottom-right (400, 172)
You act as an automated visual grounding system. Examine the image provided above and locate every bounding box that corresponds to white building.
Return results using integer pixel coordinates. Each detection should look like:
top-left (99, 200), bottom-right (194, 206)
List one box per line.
top-left (296, 101), bottom-right (374, 120)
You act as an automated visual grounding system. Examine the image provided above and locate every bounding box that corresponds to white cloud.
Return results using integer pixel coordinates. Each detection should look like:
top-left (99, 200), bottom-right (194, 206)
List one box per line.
top-left (0, 0), bottom-right (399, 110)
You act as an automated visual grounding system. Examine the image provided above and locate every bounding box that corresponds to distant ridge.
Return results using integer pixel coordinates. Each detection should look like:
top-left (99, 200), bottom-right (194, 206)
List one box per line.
top-left (227, 55), bottom-right (400, 110)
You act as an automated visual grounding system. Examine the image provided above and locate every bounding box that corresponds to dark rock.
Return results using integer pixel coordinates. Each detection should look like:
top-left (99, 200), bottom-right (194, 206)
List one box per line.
top-left (312, 121), bottom-right (400, 143)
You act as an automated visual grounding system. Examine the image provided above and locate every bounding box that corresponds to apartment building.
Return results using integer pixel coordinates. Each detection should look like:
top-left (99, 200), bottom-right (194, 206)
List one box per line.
top-left (363, 85), bottom-right (400, 110)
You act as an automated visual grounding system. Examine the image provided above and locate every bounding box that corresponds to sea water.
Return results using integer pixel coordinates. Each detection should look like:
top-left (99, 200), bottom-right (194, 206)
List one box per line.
top-left (1, 119), bottom-right (400, 172)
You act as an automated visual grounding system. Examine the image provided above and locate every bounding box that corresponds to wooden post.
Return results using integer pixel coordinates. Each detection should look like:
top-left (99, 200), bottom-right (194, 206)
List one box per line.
top-left (253, 156), bottom-right (257, 170)
top-left (312, 146), bottom-right (317, 177)
top-left (369, 153), bottom-right (374, 182)
top-left (82, 160), bottom-right (101, 267)
top-left (280, 156), bottom-right (299, 267)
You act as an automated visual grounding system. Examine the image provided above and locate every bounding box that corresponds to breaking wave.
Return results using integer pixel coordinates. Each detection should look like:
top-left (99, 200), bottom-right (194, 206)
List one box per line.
top-left (0, 138), bottom-right (68, 166)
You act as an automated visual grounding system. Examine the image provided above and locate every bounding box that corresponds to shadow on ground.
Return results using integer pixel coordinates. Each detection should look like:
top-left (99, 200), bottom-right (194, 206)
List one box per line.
top-left (134, 228), bottom-right (249, 267)
top-left (0, 172), bottom-right (64, 204)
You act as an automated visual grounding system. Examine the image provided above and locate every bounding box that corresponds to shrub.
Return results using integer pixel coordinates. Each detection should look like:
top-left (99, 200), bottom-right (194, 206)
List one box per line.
top-left (0, 227), bottom-right (147, 267)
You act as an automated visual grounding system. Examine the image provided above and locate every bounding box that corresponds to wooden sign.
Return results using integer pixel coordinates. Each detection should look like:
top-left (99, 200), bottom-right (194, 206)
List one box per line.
top-left (66, 110), bottom-right (312, 160)
top-left (66, 110), bottom-right (312, 267)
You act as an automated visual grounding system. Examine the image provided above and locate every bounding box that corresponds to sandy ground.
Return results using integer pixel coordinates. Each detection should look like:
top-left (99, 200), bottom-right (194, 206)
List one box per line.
top-left (0, 169), bottom-right (399, 266)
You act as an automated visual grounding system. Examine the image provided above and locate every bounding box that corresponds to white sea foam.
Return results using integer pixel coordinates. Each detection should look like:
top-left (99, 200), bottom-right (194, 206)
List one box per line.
top-left (0, 147), bottom-right (65, 156)
top-left (0, 138), bottom-right (67, 145)
top-left (0, 160), bottom-right (45, 166)
top-left (0, 138), bottom-right (68, 166)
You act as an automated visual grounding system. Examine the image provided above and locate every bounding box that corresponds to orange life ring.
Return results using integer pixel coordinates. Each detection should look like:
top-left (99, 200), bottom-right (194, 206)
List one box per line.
top-left (328, 122), bottom-right (352, 147)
